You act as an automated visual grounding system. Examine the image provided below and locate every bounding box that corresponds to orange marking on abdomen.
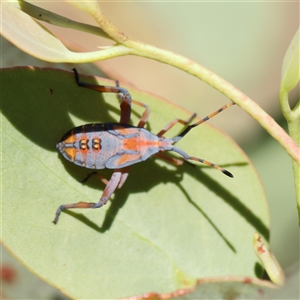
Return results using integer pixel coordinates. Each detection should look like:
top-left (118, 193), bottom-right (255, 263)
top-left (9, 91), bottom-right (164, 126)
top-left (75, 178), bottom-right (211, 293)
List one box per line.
top-left (64, 130), bottom-right (77, 144)
top-left (64, 147), bottom-right (78, 162)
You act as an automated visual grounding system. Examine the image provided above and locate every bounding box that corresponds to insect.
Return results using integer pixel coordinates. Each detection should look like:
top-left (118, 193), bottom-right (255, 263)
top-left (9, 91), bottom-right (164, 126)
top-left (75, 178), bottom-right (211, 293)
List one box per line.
top-left (53, 69), bottom-right (234, 224)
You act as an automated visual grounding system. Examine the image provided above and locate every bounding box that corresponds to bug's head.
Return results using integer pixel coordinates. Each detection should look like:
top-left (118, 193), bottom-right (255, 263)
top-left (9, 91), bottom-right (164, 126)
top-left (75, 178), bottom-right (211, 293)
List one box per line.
top-left (167, 102), bottom-right (236, 178)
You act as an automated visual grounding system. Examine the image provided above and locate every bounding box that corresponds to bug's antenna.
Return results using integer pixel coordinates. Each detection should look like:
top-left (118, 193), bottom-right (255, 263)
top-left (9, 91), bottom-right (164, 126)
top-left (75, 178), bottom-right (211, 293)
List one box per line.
top-left (173, 102), bottom-right (235, 143)
top-left (171, 147), bottom-right (234, 178)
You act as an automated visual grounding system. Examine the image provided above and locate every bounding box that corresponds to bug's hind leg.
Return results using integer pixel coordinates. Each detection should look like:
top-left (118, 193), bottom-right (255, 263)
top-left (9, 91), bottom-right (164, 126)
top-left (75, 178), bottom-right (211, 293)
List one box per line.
top-left (53, 169), bottom-right (128, 224)
top-left (80, 167), bottom-right (130, 189)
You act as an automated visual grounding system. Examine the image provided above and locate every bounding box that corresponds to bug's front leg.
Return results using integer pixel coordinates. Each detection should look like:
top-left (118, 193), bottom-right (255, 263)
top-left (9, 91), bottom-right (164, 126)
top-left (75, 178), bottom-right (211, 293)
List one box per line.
top-left (53, 169), bottom-right (128, 224)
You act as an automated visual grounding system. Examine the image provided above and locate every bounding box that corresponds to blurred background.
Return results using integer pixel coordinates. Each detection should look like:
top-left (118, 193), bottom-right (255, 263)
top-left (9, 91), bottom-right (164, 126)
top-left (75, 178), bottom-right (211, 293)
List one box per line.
top-left (1, 1), bottom-right (299, 298)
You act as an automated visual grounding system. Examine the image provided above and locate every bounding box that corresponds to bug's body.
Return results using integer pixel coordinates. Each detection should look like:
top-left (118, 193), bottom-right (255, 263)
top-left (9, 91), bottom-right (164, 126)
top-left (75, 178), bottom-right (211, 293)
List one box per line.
top-left (53, 69), bottom-right (235, 224)
top-left (57, 123), bottom-right (172, 170)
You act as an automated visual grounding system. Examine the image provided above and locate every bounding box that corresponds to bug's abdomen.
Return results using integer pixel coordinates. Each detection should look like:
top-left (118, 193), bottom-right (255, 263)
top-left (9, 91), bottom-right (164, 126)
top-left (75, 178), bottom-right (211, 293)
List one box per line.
top-left (57, 124), bottom-right (121, 169)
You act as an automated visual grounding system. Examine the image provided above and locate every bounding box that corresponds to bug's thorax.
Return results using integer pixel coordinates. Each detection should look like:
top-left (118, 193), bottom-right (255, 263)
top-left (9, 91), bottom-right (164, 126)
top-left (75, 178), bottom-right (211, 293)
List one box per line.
top-left (117, 127), bottom-right (173, 151)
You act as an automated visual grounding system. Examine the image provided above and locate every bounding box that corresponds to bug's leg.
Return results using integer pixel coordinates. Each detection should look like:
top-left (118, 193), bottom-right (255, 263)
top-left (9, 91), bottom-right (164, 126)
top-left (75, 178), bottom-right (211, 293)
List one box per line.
top-left (80, 171), bottom-right (109, 186)
top-left (131, 100), bottom-right (150, 128)
top-left (53, 170), bottom-right (124, 224)
top-left (72, 69), bottom-right (131, 100)
top-left (154, 152), bottom-right (184, 166)
top-left (72, 69), bottom-right (132, 124)
top-left (116, 167), bottom-right (130, 189)
top-left (156, 113), bottom-right (197, 137)
top-left (81, 167), bottom-right (129, 189)
top-left (118, 94), bottom-right (131, 124)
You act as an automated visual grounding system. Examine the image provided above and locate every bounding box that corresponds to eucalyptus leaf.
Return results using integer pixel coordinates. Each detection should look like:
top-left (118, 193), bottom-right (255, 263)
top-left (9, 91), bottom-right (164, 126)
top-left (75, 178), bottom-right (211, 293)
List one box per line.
top-left (1, 67), bottom-right (269, 299)
top-left (1, 2), bottom-right (113, 63)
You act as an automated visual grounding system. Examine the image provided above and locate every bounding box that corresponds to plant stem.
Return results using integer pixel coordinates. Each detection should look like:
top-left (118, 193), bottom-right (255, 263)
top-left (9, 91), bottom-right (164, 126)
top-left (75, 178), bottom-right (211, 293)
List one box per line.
top-left (85, 6), bottom-right (300, 165)
top-left (280, 90), bottom-right (300, 224)
top-left (289, 125), bottom-right (300, 224)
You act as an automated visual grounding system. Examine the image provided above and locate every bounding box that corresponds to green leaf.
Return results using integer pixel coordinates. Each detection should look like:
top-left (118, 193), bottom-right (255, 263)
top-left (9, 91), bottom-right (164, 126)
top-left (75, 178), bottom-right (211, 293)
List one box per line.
top-left (130, 276), bottom-right (277, 299)
top-left (1, 67), bottom-right (270, 299)
top-left (2, 1), bottom-right (73, 62)
top-left (280, 28), bottom-right (300, 94)
top-left (1, 2), bottom-right (119, 63)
